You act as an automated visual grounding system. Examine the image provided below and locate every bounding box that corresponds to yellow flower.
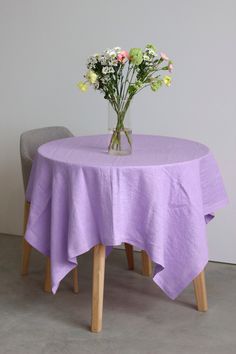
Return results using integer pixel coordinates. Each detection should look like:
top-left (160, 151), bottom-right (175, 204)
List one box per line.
top-left (77, 81), bottom-right (89, 92)
top-left (86, 70), bottom-right (97, 84)
top-left (163, 76), bottom-right (172, 87)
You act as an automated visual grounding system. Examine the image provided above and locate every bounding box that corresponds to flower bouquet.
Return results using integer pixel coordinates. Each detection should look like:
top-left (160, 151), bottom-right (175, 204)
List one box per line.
top-left (78, 44), bottom-right (173, 155)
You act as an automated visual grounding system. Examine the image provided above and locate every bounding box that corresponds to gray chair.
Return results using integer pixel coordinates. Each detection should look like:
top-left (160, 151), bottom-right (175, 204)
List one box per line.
top-left (20, 126), bottom-right (79, 293)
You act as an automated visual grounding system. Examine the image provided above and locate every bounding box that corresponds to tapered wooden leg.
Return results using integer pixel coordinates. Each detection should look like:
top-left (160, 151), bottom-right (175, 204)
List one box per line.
top-left (193, 270), bottom-right (208, 312)
top-left (21, 201), bottom-right (32, 275)
top-left (124, 243), bottom-right (134, 270)
top-left (141, 250), bottom-right (152, 276)
top-left (22, 202), bottom-right (79, 294)
top-left (91, 244), bottom-right (106, 333)
top-left (72, 267), bottom-right (79, 293)
top-left (44, 256), bottom-right (52, 293)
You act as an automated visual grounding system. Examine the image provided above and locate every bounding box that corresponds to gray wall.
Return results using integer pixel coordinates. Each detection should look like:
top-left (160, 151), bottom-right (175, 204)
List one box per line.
top-left (0, 0), bottom-right (235, 262)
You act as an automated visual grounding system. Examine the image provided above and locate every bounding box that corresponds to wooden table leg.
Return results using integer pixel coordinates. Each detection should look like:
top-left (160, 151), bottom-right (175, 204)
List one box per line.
top-left (44, 256), bottom-right (52, 293)
top-left (91, 244), bottom-right (106, 333)
top-left (141, 250), bottom-right (152, 276)
top-left (72, 267), bottom-right (79, 294)
top-left (124, 243), bottom-right (134, 270)
top-left (22, 239), bottom-right (32, 275)
top-left (193, 270), bottom-right (208, 312)
top-left (21, 201), bottom-right (32, 275)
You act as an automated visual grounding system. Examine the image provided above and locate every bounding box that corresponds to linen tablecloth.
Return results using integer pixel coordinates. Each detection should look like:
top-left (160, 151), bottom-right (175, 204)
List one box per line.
top-left (25, 135), bottom-right (228, 299)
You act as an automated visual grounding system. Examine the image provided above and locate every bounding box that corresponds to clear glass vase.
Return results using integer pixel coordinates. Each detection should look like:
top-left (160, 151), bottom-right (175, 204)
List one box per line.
top-left (108, 100), bottom-right (132, 156)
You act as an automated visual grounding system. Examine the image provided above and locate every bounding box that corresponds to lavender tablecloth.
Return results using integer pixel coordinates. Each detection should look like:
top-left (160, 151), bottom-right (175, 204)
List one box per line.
top-left (25, 135), bottom-right (228, 299)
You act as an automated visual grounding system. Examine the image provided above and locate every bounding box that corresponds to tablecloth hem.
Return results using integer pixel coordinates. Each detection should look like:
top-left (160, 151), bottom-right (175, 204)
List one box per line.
top-left (153, 258), bottom-right (208, 300)
top-left (204, 198), bottom-right (228, 219)
top-left (52, 242), bottom-right (114, 294)
top-left (51, 263), bottom-right (78, 294)
top-left (25, 229), bottom-right (209, 299)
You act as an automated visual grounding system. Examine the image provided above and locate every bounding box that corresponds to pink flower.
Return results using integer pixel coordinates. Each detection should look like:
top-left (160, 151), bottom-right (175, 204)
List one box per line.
top-left (168, 63), bottom-right (173, 72)
top-left (160, 52), bottom-right (169, 61)
top-left (117, 50), bottom-right (130, 63)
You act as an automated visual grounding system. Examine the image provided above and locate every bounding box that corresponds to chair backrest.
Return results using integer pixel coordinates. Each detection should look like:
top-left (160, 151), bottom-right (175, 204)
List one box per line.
top-left (20, 126), bottom-right (73, 191)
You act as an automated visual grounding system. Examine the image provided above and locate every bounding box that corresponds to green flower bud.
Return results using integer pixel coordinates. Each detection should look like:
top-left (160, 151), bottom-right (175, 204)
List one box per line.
top-left (146, 43), bottom-right (157, 53)
top-left (135, 80), bottom-right (142, 89)
top-left (128, 80), bottom-right (143, 94)
top-left (151, 80), bottom-right (163, 92)
top-left (128, 85), bottom-right (137, 94)
top-left (129, 48), bottom-right (143, 65)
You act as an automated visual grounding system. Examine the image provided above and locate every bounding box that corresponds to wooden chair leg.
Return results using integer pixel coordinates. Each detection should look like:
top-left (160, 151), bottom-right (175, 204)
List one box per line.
top-left (22, 201), bottom-right (79, 294)
top-left (141, 250), bottom-right (152, 276)
top-left (21, 201), bottom-right (32, 275)
top-left (124, 243), bottom-right (134, 270)
top-left (44, 256), bottom-right (52, 293)
top-left (72, 267), bottom-right (79, 293)
top-left (91, 244), bottom-right (106, 333)
top-left (193, 270), bottom-right (208, 312)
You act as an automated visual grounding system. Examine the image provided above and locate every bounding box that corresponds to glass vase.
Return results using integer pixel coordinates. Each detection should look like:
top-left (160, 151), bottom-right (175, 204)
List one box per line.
top-left (108, 100), bottom-right (132, 156)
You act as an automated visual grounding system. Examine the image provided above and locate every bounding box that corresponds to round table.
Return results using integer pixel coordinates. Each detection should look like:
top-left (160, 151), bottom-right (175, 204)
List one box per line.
top-left (25, 134), bottom-right (228, 332)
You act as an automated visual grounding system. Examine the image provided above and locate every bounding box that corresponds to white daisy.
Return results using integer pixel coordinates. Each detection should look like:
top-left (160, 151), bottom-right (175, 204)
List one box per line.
top-left (102, 67), bottom-right (109, 74)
